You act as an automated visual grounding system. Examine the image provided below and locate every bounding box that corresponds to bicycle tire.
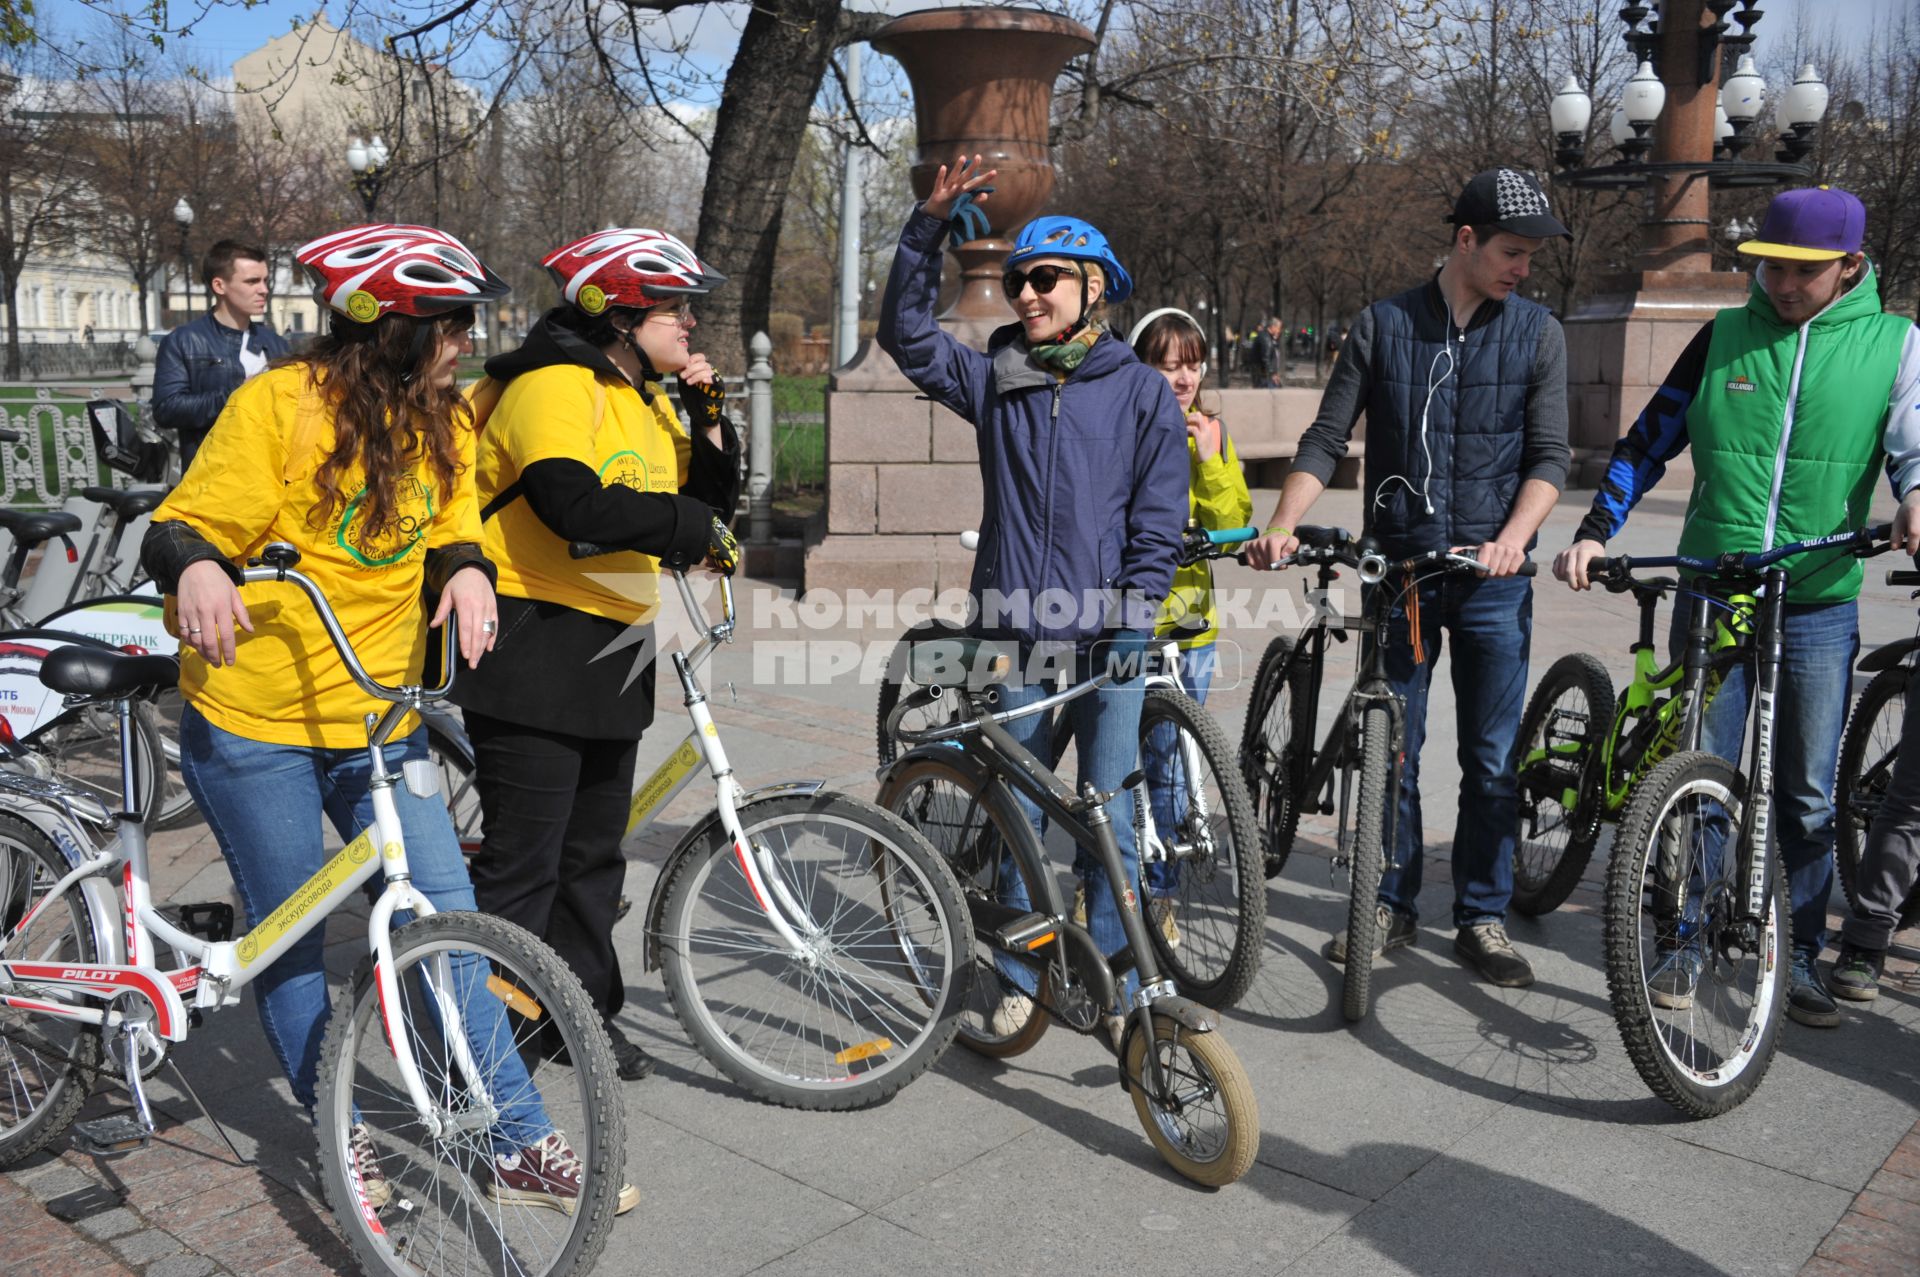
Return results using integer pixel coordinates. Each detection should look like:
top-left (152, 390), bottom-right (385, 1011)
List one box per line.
top-left (1342, 703), bottom-right (1392, 1024)
top-left (428, 723), bottom-right (484, 856)
top-left (1135, 688), bottom-right (1263, 1008)
top-left (1125, 1017), bottom-right (1259, 1187)
top-left (658, 792), bottom-right (969, 1108)
top-left (877, 752), bottom-right (1053, 1058)
top-left (314, 910), bottom-right (623, 1277)
top-left (0, 811), bottom-right (106, 1167)
top-left (1603, 750), bottom-right (1788, 1118)
top-left (1835, 665), bottom-right (1920, 927)
top-left (1241, 635), bottom-right (1310, 878)
top-left (1510, 652), bottom-right (1616, 916)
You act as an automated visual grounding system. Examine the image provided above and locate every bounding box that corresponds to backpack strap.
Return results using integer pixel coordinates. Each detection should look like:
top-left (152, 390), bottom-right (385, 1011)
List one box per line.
top-left (479, 375), bottom-right (607, 523)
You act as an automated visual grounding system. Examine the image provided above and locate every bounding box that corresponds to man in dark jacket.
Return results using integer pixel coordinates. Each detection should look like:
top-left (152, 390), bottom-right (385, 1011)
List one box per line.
top-left (1250, 317), bottom-right (1282, 388)
top-left (1247, 168), bottom-right (1572, 988)
top-left (152, 239), bottom-right (290, 466)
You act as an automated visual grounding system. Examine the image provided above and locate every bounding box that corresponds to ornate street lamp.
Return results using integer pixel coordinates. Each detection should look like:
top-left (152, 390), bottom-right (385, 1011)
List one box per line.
top-left (346, 135), bottom-right (390, 220)
top-left (1549, 1), bottom-right (1822, 192)
top-left (173, 197), bottom-right (194, 320)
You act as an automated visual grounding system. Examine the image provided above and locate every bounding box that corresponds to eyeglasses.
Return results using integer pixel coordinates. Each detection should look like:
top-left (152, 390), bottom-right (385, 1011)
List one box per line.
top-left (647, 305), bottom-right (695, 329)
top-left (1001, 263), bottom-right (1080, 301)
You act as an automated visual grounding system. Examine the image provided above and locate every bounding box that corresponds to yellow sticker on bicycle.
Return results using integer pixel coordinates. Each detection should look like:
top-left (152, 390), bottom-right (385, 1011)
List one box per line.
top-left (626, 738), bottom-right (703, 836)
top-left (235, 830), bottom-right (378, 967)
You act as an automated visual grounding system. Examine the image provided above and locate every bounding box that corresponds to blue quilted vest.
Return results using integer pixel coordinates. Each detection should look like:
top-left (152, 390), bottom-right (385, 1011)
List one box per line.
top-left (1363, 280), bottom-right (1548, 559)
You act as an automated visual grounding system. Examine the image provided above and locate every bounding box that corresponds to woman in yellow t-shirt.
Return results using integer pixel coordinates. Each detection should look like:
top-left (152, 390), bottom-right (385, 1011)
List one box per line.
top-left (452, 228), bottom-right (740, 1082)
top-left (141, 224), bottom-right (635, 1216)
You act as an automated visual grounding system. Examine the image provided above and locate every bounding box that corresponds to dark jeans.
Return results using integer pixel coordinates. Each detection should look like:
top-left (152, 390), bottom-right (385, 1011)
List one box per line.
top-left (464, 712), bottom-right (638, 1022)
top-left (1375, 573), bottom-right (1533, 928)
top-left (1667, 597), bottom-right (1857, 960)
top-left (1843, 676), bottom-right (1920, 951)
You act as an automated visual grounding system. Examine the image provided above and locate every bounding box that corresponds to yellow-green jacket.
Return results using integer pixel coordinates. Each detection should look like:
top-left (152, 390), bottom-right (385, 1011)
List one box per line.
top-left (1157, 429), bottom-right (1253, 648)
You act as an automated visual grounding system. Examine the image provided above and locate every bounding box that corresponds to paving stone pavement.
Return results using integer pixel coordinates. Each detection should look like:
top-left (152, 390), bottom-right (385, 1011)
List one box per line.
top-left (5, 477), bottom-right (1920, 1275)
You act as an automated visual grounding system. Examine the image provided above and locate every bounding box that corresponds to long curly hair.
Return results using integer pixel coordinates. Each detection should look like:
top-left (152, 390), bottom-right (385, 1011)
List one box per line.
top-left (284, 310), bottom-right (472, 539)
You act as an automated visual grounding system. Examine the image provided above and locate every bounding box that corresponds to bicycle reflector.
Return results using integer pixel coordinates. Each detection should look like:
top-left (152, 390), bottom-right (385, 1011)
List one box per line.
top-left (487, 975), bottom-right (544, 1021)
top-left (833, 1037), bottom-right (894, 1065)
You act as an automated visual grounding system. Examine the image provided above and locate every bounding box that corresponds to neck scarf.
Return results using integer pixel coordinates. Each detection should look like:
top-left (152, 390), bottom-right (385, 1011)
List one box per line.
top-left (1027, 323), bottom-right (1103, 375)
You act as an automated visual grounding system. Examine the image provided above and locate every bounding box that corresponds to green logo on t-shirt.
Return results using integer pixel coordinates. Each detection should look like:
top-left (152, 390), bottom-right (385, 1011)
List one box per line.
top-left (336, 475), bottom-right (435, 567)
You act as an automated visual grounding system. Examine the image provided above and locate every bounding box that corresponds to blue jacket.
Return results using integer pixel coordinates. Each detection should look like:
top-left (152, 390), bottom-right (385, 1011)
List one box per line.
top-left (1292, 277), bottom-right (1569, 559)
top-left (879, 208), bottom-right (1188, 645)
top-left (152, 311), bottom-right (291, 453)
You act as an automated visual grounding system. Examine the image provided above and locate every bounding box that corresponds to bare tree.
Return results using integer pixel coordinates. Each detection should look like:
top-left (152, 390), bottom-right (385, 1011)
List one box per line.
top-left (0, 49), bottom-right (87, 377)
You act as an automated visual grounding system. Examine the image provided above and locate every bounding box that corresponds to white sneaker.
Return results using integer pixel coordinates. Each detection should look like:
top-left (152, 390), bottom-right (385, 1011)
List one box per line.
top-left (989, 992), bottom-right (1034, 1037)
top-left (1104, 1014), bottom-right (1127, 1053)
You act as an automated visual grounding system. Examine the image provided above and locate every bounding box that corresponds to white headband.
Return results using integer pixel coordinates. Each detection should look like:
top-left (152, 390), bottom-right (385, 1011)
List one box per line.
top-left (1127, 307), bottom-right (1209, 380)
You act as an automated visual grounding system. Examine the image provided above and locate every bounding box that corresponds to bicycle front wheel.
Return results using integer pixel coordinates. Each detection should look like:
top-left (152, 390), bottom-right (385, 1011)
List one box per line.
top-left (315, 911), bottom-right (624, 1277)
top-left (1241, 635), bottom-right (1310, 878)
top-left (1135, 689), bottom-right (1263, 1008)
top-left (658, 792), bottom-right (969, 1109)
top-left (1125, 1018), bottom-right (1259, 1188)
top-left (0, 811), bottom-right (105, 1167)
top-left (1511, 653), bottom-right (1615, 916)
top-left (1603, 750), bottom-right (1788, 1118)
top-left (428, 724), bottom-right (484, 857)
top-left (875, 619), bottom-right (967, 767)
top-left (1342, 703), bottom-right (1391, 1024)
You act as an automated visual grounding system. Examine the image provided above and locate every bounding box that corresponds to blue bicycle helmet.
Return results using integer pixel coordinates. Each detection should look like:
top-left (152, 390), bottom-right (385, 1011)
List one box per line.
top-left (1005, 216), bottom-right (1134, 303)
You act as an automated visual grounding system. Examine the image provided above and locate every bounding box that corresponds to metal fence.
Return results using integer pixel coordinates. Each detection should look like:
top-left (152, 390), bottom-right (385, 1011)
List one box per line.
top-left (3, 342), bottom-right (136, 381)
top-left (1, 385), bottom-right (127, 512)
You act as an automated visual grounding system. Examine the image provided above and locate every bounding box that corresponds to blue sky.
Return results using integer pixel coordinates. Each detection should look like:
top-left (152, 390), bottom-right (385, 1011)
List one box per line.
top-left (33, 0), bottom-right (1912, 82)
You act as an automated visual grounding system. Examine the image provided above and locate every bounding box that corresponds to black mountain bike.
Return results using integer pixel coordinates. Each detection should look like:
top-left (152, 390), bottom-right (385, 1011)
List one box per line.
top-left (1592, 526), bottom-right (1890, 1117)
top-left (1238, 526), bottom-right (1536, 1022)
top-left (875, 638), bottom-right (1258, 1187)
top-left (1834, 564), bottom-right (1920, 930)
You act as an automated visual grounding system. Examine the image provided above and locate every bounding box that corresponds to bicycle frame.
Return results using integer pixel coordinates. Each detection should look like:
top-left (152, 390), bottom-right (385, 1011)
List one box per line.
top-left (0, 560), bottom-right (493, 1139)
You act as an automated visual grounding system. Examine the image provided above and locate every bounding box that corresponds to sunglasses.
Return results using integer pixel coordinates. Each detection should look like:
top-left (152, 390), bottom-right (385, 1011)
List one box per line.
top-left (1001, 263), bottom-right (1080, 301)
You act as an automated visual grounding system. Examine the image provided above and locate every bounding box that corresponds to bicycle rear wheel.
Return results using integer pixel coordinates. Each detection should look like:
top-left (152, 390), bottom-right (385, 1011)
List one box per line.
top-left (315, 911), bottom-right (623, 1277)
top-left (26, 698), bottom-right (167, 822)
top-left (428, 724), bottom-right (483, 857)
top-left (878, 753), bottom-right (1053, 1057)
top-left (1241, 635), bottom-right (1309, 878)
top-left (0, 811), bottom-right (106, 1167)
top-left (1342, 704), bottom-right (1391, 1024)
top-left (1603, 750), bottom-right (1788, 1118)
top-left (1511, 653), bottom-right (1615, 916)
top-left (657, 792), bottom-right (969, 1108)
top-left (1135, 689), bottom-right (1263, 1008)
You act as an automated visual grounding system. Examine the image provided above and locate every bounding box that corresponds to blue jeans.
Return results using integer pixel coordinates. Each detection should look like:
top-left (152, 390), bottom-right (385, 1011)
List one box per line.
top-left (1667, 596), bottom-right (1857, 960)
top-left (179, 707), bottom-right (551, 1153)
top-left (993, 643), bottom-right (1145, 1008)
top-left (1375, 574), bottom-right (1532, 928)
top-left (1143, 643), bottom-right (1217, 896)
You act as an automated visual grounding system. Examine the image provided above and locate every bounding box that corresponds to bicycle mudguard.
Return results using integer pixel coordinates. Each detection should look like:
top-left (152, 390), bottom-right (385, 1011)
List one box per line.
top-left (1857, 639), bottom-right (1919, 674)
top-left (417, 703), bottom-right (471, 759)
top-left (1115, 995), bottom-right (1220, 1088)
top-left (640, 780), bottom-right (827, 970)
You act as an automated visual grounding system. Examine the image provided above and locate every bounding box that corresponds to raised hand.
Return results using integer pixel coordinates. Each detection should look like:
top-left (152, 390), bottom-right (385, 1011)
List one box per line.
top-left (923, 153), bottom-right (998, 223)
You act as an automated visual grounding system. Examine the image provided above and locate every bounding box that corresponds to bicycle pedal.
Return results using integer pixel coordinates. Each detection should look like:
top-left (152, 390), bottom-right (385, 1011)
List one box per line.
top-left (162, 902), bottom-right (235, 943)
top-left (72, 1113), bottom-right (153, 1158)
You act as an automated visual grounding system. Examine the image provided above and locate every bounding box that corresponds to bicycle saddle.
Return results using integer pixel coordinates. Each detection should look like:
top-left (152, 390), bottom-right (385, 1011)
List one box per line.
top-left (0, 509), bottom-right (83, 543)
top-left (39, 644), bottom-right (179, 698)
top-left (907, 636), bottom-right (1012, 689)
top-left (80, 485), bottom-right (171, 520)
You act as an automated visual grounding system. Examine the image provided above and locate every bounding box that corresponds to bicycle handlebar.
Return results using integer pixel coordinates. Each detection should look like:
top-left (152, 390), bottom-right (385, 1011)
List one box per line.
top-left (241, 543), bottom-right (455, 705)
top-left (566, 539), bottom-right (737, 640)
top-left (1592, 524), bottom-right (1892, 582)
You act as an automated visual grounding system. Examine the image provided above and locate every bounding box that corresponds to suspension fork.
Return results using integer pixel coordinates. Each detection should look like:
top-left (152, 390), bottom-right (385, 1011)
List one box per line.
top-left (1737, 570), bottom-right (1788, 924)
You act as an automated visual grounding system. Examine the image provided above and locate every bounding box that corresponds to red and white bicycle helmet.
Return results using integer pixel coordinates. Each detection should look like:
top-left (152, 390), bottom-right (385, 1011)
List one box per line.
top-left (542, 228), bottom-right (726, 315)
top-left (296, 223), bottom-right (509, 324)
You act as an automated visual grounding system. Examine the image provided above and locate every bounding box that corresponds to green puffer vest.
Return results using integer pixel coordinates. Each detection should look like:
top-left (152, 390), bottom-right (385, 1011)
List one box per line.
top-left (1677, 262), bottom-right (1911, 603)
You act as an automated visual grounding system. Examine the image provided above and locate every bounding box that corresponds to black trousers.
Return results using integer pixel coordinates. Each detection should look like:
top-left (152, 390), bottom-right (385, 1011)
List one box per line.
top-left (464, 711), bottom-right (638, 1021)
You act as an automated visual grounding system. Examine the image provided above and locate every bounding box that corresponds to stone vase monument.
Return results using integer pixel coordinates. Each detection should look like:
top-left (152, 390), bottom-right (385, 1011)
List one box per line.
top-left (804, 7), bottom-right (1095, 595)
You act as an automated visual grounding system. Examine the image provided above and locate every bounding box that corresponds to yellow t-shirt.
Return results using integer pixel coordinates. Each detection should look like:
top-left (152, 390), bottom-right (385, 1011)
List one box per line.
top-left (475, 365), bottom-right (691, 623)
top-left (152, 364), bottom-right (483, 748)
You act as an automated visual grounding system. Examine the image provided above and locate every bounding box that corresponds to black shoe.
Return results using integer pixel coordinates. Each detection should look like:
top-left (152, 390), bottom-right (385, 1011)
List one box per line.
top-left (1787, 951), bottom-right (1840, 1028)
top-left (1453, 923), bottom-right (1535, 988)
top-left (1829, 943), bottom-right (1885, 1004)
top-left (1324, 905), bottom-right (1416, 964)
top-left (604, 1022), bottom-right (657, 1081)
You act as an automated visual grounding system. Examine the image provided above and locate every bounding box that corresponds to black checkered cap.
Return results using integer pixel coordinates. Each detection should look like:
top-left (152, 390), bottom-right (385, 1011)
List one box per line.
top-left (1449, 168), bottom-right (1572, 240)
